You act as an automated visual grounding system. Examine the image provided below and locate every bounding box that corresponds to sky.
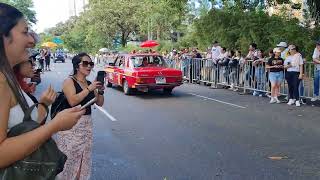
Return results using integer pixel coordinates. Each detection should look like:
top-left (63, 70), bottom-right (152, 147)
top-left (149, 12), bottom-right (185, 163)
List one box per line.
top-left (32, 0), bottom-right (71, 33)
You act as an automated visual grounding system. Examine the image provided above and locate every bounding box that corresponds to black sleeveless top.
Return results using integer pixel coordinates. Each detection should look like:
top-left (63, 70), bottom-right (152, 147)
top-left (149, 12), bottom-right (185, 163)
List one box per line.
top-left (71, 78), bottom-right (95, 115)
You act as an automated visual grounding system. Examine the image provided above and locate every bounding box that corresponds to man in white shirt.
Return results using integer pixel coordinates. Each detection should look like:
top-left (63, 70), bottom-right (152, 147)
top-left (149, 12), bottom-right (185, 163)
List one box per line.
top-left (311, 40), bottom-right (320, 101)
top-left (211, 41), bottom-right (222, 63)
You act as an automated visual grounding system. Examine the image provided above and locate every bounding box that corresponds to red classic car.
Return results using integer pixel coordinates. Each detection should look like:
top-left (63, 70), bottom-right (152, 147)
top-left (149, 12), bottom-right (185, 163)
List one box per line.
top-left (104, 53), bottom-right (183, 95)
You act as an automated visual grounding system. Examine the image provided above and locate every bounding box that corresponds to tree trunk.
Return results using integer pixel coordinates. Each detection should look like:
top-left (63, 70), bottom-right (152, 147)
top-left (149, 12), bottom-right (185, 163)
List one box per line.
top-left (156, 25), bottom-right (161, 40)
top-left (121, 32), bottom-right (127, 47)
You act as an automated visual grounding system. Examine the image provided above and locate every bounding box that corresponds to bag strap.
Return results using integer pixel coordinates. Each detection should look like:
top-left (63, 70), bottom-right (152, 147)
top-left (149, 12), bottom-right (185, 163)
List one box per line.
top-left (23, 103), bottom-right (49, 125)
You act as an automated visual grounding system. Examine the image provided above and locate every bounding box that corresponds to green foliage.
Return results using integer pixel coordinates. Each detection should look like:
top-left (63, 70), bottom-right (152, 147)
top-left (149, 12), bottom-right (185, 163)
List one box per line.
top-left (0, 0), bottom-right (36, 24)
top-left (186, 6), bottom-right (319, 60)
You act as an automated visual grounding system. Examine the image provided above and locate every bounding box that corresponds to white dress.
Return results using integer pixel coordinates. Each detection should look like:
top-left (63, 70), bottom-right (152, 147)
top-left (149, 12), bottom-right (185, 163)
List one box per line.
top-left (8, 91), bottom-right (37, 131)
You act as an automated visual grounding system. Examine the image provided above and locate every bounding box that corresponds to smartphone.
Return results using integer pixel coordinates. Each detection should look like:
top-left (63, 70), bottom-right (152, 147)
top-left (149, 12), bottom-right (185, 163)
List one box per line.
top-left (80, 97), bottom-right (97, 110)
top-left (36, 69), bottom-right (42, 73)
top-left (96, 71), bottom-right (106, 84)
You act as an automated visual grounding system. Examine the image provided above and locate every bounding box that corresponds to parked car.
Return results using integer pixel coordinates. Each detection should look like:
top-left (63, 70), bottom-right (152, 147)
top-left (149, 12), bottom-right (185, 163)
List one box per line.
top-left (105, 53), bottom-right (183, 95)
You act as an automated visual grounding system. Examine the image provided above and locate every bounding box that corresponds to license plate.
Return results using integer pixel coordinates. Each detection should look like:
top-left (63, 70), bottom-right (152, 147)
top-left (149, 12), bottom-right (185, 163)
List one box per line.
top-left (155, 76), bottom-right (166, 84)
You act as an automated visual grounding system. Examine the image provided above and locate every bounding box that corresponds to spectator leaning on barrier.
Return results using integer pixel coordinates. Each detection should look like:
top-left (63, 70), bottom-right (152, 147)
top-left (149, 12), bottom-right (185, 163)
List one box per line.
top-left (244, 43), bottom-right (258, 87)
top-left (229, 50), bottom-right (241, 91)
top-left (284, 45), bottom-right (304, 107)
top-left (266, 48), bottom-right (284, 104)
top-left (211, 41), bottom-right (222, 63)
top-left (311, 40), bottom-right (320, 101)
top-left (252, 49), bottom-right (266, 97)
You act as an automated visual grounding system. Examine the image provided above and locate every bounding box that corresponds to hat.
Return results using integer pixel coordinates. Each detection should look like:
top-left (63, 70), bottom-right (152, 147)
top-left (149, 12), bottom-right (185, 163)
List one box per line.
top-left (273, 47), bottom-right (282, 53)
top-left (276, 42), bottom-right (288, 48)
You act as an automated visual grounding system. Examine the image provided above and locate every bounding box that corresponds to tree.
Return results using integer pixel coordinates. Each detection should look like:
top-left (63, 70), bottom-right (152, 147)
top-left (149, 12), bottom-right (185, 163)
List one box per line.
top-left (0, 0), bottom-right (37, 24)
top-left (306, 0), bottom-right (320, 24)
top-left (88, 0), bottom-right (140, 47)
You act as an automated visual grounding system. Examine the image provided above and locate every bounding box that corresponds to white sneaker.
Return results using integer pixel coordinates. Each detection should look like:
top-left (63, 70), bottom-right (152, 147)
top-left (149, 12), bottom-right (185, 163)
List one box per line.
top-left (287, 99), bottom-right (295, 105)
top-left (270, 97), bottom-right (276, 104)
top-left (275, 97), bottom-right (281, 104)
top-left (295, 101), bottom-right (301, 107)
top-left (311, 96), bottom-right (319, 102)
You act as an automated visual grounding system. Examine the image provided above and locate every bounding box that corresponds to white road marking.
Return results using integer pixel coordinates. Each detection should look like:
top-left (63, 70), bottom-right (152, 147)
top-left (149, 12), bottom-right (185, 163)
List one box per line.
top-left (94, 104), bottom-right (117, 121)
top-left (188, 93), bottom-right (246, 109)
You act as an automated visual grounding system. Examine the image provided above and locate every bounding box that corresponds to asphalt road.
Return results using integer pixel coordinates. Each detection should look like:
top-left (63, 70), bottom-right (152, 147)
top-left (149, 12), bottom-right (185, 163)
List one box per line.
top-left (35, 60), bottom-right (320, 180)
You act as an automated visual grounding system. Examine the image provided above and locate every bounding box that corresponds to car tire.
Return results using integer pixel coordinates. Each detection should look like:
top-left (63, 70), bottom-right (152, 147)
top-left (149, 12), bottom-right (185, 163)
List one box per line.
top-left (106, 81), bottom-right (112, 87)
top-left (123, 80), bottom-right (132, 95)
top-left (163, 88), bottom-right (173, 94)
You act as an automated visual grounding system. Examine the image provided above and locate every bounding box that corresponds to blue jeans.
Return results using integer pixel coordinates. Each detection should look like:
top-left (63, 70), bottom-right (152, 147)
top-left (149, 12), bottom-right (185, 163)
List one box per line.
top-left (254, 66), bottom-right (265, 94)
top-left (314, 70), bottom-right (320, 96)
top-left (299, 80), bottom-right (304, 97)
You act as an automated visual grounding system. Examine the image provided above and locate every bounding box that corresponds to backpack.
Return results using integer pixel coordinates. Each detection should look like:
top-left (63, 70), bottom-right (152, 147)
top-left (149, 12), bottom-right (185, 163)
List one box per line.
top-left (0, 103), bottom-right (67, 180)
top-left (50, 92), bottom-right (69, 119)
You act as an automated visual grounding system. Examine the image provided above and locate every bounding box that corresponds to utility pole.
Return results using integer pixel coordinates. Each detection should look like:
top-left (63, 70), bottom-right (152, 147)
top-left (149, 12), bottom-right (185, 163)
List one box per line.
top-left (73, 0), bottom-right (77, 16)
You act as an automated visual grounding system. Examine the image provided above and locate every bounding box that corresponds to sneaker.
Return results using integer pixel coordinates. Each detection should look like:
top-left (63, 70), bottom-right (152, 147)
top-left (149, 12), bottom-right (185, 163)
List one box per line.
top-left (284, 96), bottom-right (288, 101)
top-left (259, 94), bottom-right (263, 97)
top-left (270, 97), bottom-right (276, 104)
top-left (295, 101), bottom-right (301, 107)
top-left (275, 97), bottom-right (281, 104)
top-left (287, 99), bottom-right (295, 105)
top-left (253, 91), bottom-right (259, 96)
top-left (233, 88), bottom-right (238, 92)
top-left (300, 99), bottom-right (306, 105)
top-left (311, 96), bottom-right (319, 102)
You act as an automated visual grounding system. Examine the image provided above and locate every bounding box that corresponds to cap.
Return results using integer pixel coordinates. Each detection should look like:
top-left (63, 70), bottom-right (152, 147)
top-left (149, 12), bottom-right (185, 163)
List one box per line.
top-left (276, 42), bottom-right (288, 48)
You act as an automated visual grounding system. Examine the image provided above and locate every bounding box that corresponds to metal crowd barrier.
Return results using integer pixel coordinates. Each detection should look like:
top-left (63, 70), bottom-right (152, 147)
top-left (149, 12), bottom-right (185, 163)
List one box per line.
top-left (165, 58), bottom-right (317, 99)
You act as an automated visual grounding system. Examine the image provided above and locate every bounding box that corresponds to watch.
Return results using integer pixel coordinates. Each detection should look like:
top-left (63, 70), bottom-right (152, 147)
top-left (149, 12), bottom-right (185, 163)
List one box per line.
top-left (98, 90), bottom-right (104, 95)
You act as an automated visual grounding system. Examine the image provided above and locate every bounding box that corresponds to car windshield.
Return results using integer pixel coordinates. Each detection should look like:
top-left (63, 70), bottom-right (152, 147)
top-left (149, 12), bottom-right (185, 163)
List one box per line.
top-left (130, 56), bottom-right (167, 68)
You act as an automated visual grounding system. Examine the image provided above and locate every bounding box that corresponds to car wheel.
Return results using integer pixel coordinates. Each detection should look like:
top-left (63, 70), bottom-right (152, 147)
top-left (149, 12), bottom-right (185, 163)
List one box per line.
top-left (106, 81), bottom-right (112, 87)
top-left (123, 80), bottom-right (132, 95)
top-left (163, 88), bottom-right (173, 94)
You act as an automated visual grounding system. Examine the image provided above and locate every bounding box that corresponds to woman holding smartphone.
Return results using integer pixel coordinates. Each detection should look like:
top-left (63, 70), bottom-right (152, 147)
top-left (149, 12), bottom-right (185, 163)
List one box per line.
top-left (266, 48), bottom-right (284, 103)
top-left (56, 53), bottom-right (104, 180)
top-left (284, 45), bottom-right (304, 107)
top-left (0, 3), bottom-right (84, 170)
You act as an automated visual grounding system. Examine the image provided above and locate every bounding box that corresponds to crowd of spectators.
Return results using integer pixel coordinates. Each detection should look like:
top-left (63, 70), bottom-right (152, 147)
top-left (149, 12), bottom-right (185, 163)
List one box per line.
top-left (163, 40), bottom-right (320, 107)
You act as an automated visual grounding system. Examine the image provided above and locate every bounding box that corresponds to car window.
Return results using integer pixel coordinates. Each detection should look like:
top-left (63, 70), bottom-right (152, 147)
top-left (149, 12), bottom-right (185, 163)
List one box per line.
top-left (130, 56), bottom-right (166, 68)
top-left (115, 56), bottom-right (125, 68)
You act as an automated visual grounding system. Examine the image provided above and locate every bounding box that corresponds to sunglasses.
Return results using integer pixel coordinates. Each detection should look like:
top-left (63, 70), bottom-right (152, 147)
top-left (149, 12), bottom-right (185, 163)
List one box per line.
top-left (80, 61), bottom-right (94, 67)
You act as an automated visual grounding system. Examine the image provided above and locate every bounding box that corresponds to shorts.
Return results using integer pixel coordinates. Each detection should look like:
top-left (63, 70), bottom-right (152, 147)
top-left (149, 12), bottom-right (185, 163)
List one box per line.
top-left (269, 72), bottom-right (283, 84)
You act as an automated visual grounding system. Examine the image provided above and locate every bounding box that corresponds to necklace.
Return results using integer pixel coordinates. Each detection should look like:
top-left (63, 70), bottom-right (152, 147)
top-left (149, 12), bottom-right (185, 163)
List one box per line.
top-left (73, 76), bottom-right (87, 85)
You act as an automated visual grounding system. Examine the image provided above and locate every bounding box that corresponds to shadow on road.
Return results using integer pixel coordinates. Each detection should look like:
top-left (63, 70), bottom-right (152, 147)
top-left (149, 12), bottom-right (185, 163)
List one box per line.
top-left (107, 86), bottom-right (191, 100)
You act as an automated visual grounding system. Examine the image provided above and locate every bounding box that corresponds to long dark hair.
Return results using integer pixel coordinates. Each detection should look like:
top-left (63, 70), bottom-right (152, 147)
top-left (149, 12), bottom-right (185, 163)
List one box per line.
top-left (0, 3), bottom-right (29, 112)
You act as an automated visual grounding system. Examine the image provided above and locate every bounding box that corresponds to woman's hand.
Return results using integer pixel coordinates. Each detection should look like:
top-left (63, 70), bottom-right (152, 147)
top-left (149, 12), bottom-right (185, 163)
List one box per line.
top-left (50, 106), bottom-right (85, 132)
top-left (39, 85), bottom-right (56, 106)
top-left (299, 74), bottom-right (303, 80)
top-left (87, 81), bottom-right (102, 92)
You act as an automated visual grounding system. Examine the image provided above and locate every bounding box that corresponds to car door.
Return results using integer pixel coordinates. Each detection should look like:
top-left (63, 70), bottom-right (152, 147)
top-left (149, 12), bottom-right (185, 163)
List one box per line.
top-left (113, 55), bottom-right (125, 86)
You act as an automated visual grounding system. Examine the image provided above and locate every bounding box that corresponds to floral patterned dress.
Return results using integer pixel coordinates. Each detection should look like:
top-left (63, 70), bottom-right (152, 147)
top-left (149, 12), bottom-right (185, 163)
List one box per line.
top-left (55, 114), bottom-right (93, 180)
